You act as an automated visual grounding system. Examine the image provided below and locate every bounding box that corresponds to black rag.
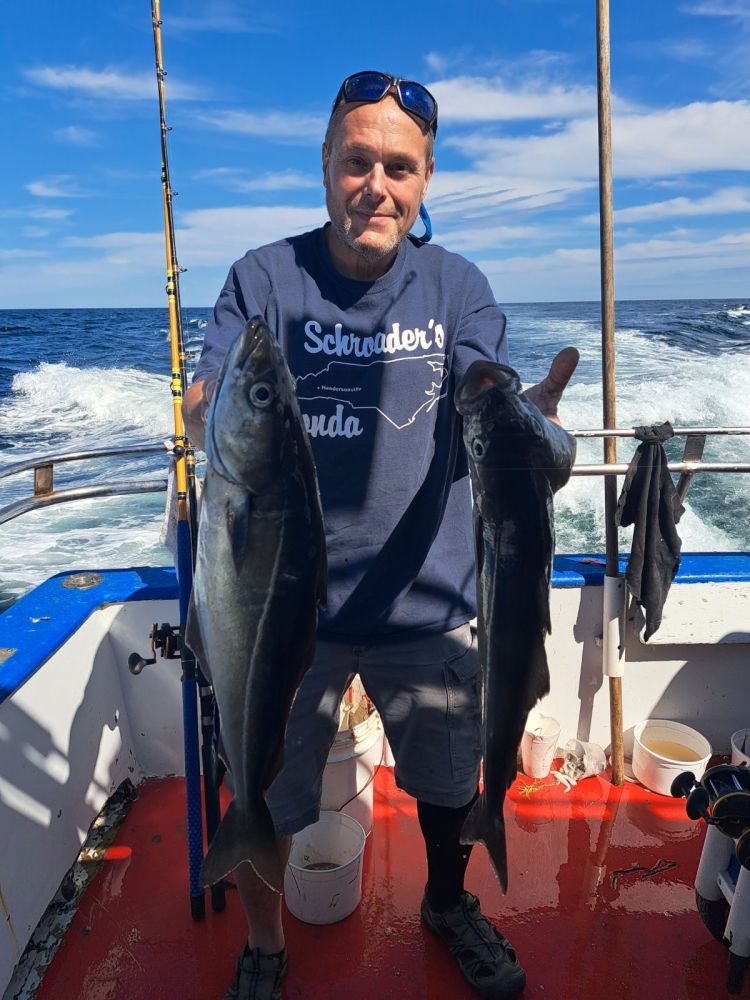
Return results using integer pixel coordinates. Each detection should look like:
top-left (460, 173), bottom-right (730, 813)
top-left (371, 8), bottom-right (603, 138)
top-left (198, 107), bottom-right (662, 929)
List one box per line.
top-left (615, 421), bottom-right (684, 640)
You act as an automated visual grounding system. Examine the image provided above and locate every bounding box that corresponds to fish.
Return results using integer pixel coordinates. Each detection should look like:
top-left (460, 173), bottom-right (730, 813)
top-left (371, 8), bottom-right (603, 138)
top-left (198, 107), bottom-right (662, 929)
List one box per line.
top-left (454, 361), bottom-right (576, 891)
top-left (186, 316), bottom-right (326, 893)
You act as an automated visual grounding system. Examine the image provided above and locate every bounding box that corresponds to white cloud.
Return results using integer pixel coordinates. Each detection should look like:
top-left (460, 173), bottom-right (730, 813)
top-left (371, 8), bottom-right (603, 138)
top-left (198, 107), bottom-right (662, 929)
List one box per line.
top-left (605, 187), bottom-right (750, 223)
top-left (195, 109), bottom-right (327, 142)
top-left (26, 176), bottom-right (85, 198)
top-left (452, 101), bottom-right (750, 180)
top-left (23, 65), bottom-right (206, 101)
top-left (52, 204), bottom-right (327, 271)
top-left (427, 74), bottom-right (601, 122)
top-left (53, 125), bottom-right (97, 146)
top-left (474, 228), bottom-right (750, 301)
top-left (193, 168), bottom-right (319, 192)
top-left (0, 249), bottom-right (48, 260)
top-left (177, 205), bottom-right (328, 265)
top-left (0, 207), bottom-right (74, 220)
top-left (682, 2), bottom-right (750, 18)
top-left (169, 0), bottom-right (279, 33)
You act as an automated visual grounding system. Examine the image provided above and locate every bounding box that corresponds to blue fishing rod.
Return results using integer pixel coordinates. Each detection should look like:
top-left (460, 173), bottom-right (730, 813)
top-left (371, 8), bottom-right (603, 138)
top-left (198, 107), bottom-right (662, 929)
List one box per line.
top-left (150, 0), bottom-right (225, 918)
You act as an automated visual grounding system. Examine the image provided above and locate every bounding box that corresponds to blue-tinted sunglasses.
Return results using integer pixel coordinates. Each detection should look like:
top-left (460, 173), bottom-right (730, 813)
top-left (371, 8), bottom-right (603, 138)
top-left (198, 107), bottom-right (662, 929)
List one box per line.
top-left (332, 71), bottom-right (438, 136)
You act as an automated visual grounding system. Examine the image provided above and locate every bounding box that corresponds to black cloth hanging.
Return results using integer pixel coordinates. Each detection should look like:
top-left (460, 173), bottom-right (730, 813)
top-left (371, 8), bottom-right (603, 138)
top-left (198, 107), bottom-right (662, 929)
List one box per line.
top-left (615, 421), bottom-right (684, 640)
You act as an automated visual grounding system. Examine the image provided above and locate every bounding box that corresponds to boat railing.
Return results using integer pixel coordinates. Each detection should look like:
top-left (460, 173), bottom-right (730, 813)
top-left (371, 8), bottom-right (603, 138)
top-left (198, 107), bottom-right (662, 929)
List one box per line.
top-left (0, 427), bottom-right (748, 527)
top-left (0, 443), bottom-right (169, 526)
top-left (568, 426), bottom-right (750, 500)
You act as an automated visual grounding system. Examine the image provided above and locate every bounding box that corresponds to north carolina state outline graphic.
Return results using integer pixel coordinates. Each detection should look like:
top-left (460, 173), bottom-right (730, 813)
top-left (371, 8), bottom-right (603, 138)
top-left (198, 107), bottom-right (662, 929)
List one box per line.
top-left (295, 354), bottom-right (448, 430)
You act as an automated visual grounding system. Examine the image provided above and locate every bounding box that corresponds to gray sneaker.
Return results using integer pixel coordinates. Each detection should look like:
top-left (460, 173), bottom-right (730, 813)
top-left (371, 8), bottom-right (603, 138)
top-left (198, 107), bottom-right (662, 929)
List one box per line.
top-left (421, 891), bottom-right (526, 998)
top-left (224, 944), bottom-right (288, 1000)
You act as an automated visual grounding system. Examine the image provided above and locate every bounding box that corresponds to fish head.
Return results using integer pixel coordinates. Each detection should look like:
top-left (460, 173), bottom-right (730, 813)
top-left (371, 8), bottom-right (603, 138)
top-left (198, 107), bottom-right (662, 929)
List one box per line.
top-left (455, 360), bottom-right (574, 495)
top-left (207, 317), bottom-right (301, 488)
top-left (455, 362), bottom-right (536, 466)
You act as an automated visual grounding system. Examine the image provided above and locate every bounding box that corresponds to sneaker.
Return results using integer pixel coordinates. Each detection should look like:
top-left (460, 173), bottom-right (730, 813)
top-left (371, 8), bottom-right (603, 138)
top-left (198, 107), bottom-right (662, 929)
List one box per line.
top-left (224, 944), bottom-right (288, 1000)
top-left (421, 890), bottom-right (526, 998)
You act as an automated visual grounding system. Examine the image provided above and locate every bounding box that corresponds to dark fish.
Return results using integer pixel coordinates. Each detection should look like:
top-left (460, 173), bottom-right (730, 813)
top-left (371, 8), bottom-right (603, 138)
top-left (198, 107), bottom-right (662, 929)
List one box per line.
top-left (186, 316), bottom-right (326, 892)
top-left (454, 361), bottom-right (575, 891)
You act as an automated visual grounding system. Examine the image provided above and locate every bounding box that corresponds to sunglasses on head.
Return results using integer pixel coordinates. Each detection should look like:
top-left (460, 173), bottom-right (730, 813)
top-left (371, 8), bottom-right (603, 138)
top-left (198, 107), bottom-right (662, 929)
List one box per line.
top-left (331, 71), bottom-right (438, 136)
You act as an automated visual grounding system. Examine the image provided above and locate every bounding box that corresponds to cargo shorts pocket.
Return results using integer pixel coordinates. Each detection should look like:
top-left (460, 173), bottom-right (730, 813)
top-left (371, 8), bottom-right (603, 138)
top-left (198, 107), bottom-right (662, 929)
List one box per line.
top-left (443, 624), bottom-right (482, 780)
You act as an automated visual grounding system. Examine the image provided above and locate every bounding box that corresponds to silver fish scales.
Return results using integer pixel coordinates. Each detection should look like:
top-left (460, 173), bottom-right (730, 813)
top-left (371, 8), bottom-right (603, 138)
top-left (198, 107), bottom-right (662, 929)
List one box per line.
top-left (186, 316), bottom-right (326, 893)
top-left (455, 361), bottom-right (575, 891)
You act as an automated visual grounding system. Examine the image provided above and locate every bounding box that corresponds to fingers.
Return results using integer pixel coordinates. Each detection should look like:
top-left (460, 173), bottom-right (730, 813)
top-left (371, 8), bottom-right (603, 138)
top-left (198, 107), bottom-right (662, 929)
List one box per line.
top-left (545, 346), bottom-right (580, 392)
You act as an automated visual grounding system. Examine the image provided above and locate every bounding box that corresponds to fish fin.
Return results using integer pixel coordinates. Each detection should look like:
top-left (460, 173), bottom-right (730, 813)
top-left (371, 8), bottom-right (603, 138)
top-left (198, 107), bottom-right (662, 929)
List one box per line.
top-left (225, 494), bottom-right (253, 575)
top-left (460, 793), bottom-right (508, 893)
top-left (201, 798), bottom-right (284, 892)
top-left (185, 598), bottom-right (211, 681)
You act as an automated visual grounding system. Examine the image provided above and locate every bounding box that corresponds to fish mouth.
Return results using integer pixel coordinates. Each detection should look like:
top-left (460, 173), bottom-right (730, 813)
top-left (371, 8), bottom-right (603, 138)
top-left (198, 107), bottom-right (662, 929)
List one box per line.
top-left (233, 316), bottom-right (271, 370)
top-left (455, 362), bottom-right (521, 409)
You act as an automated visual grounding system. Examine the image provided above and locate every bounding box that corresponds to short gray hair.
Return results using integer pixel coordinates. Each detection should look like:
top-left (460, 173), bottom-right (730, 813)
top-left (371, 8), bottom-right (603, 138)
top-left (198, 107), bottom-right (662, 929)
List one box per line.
top-left (324, 101), bottom-right (435, 165)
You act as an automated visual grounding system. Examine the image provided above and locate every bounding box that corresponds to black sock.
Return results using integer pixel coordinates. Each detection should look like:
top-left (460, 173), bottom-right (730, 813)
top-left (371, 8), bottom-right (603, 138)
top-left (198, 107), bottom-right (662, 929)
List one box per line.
top-left (417, 789), bottom-right (479, 912)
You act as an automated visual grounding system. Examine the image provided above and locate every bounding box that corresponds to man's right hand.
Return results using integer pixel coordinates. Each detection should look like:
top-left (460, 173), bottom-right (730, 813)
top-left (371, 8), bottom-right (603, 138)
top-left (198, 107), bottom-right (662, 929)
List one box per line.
top-left (183, 379), bottom-right (216, 451)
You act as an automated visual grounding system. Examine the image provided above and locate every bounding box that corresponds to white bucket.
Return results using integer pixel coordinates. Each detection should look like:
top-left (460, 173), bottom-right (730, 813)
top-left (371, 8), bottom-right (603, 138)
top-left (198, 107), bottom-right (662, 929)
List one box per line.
top-left (321, 708), bottom-right (383, 835)
top-left (731, 729), bottom-right (750, 767)
top-left (284, 811), bottom-right (366, 925)
top-left (520, 710), bottom-right (561, 779)
top-left (632, 719), bottom-right (712, 796)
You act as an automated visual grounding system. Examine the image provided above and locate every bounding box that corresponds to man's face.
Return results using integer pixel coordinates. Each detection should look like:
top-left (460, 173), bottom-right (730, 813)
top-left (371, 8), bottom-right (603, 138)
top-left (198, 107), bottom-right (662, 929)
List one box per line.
top-left (322, 96), bottom-right (434, 273)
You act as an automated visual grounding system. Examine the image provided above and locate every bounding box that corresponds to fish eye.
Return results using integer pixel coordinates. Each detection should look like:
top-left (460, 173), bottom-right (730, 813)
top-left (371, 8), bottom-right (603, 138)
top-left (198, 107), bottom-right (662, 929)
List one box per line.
top-left (471, 438), bottom-right (486, 460)
top-left (249, 381), bottom-right (274, 408)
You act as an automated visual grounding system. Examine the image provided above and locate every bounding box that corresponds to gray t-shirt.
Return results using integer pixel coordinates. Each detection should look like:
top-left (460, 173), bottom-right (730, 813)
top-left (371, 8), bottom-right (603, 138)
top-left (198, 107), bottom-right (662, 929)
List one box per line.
top-left (195, 225), bottom-right (508, 640)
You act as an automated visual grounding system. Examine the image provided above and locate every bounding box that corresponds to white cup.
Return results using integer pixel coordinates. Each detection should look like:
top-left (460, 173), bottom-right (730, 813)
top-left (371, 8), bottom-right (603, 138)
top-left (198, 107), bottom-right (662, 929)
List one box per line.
top-left (521, 711), bottom-right (561, 779)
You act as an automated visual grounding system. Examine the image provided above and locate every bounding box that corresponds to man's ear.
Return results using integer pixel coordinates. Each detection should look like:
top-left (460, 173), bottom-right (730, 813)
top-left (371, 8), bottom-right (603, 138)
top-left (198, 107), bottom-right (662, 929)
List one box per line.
top-left (423, 157), bottom-right (435, 199)
top-left (322, 142), bottom-right (329, 185)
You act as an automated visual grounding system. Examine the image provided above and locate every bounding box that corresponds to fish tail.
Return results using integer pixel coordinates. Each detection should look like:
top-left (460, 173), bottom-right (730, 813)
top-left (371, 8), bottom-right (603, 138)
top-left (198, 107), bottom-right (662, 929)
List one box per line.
top-left (460, 793), bottom-right (508, 893)
top-left (201, 798), bottom-right (284, 893)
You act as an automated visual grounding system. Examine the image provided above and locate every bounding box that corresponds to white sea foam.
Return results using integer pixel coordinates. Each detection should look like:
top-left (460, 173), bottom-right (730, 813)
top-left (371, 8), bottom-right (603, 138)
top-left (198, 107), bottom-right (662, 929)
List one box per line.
top-left (0, 362), bottom-right (174, 606)
top-left (553, 327), bottom-right (750, 553)
top-left (0, 362), bottom-right (172, 454)
top-left (1, 314), bottom-right (748, 607)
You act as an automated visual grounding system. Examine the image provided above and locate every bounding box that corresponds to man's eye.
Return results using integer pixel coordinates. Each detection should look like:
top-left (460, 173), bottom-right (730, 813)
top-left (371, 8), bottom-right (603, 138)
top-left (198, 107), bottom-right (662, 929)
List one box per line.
top-left (347, 157), bottom-right (367, 170)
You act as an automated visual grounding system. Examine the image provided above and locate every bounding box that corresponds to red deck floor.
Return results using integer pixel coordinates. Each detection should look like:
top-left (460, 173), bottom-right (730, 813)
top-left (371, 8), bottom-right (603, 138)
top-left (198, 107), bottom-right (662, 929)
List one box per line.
top-left (35, 766), bottom-right (738, 1000)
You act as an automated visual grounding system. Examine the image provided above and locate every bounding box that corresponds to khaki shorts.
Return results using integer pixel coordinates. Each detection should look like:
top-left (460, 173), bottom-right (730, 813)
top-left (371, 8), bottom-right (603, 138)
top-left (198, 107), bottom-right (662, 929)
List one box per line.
top-left (266, 622), bottom-right (481, 836)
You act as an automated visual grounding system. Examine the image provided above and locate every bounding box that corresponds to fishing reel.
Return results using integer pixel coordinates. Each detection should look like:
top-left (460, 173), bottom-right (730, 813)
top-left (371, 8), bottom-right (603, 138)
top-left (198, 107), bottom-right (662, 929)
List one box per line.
top-left (128, 622), bottom-right (182, 674)
top-left (672, 764), bottom-right (750, 868)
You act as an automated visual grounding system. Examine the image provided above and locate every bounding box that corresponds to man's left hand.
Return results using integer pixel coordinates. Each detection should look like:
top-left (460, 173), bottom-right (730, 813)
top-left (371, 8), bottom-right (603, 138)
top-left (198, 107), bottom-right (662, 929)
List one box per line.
top-left (523, 346), bottom-right (579, 426)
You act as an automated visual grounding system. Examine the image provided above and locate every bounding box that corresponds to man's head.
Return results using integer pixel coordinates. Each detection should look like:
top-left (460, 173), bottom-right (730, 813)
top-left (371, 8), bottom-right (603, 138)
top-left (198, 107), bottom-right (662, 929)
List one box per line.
top-left (322, 71), bottom-right (437, 278)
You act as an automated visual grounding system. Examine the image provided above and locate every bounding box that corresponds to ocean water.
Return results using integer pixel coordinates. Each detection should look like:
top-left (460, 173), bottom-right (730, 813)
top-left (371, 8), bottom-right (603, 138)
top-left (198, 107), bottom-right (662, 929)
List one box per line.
top-left (1, 301), bottom-right (749, 611)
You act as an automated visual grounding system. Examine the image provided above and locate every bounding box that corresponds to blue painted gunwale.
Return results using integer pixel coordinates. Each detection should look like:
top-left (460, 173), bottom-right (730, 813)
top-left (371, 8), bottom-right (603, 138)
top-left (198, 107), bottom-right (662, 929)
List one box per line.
top-left (1, 554), bottom-right (749, 704)
top-left (0, 567), bottom-right (178, 704)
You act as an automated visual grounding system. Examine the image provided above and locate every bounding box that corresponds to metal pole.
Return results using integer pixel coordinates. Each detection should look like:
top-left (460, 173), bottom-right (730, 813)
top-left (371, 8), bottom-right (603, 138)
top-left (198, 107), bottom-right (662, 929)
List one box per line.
top-left (596, 0), bottom-right (625, 786)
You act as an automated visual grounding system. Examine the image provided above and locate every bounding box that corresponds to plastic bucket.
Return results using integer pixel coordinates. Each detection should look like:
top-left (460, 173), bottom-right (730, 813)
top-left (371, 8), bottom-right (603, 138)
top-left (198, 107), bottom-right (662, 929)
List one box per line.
top-left (731, 729), bottom-right (750, 767)
top-left (632, 719), bottom-right (711, 796)
top-left (284, 811), bottom-right (366, 925)
top-left (321, 709), bottom-right (383, 835)
top-left (520, 710), bottom-right (561, 779)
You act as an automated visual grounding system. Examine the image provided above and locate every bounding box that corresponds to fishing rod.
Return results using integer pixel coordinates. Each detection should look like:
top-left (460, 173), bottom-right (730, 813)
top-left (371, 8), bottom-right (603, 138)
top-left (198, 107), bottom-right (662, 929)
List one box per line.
top-left (151, 0), bottom-right (224, 918)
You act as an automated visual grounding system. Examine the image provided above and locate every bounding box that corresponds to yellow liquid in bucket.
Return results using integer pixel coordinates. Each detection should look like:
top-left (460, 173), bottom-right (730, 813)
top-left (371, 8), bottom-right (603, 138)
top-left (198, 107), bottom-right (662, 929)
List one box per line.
top-left (642, 738), bottom-right (703, 762)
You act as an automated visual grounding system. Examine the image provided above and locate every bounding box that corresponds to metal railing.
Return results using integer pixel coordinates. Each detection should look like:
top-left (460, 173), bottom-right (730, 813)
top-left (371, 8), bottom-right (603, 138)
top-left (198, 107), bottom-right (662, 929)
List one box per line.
top-left (0, 427), bottom-right (749, 527)
top-left (0, 443), bottom-right (170, 527)
top-left (568, 426), bottom-right (750, 499)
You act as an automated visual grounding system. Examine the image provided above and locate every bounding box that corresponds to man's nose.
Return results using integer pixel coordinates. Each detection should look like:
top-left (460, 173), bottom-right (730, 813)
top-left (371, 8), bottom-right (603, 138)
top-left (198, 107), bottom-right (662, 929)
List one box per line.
top-left (364, 164), bottom-right (386, 198)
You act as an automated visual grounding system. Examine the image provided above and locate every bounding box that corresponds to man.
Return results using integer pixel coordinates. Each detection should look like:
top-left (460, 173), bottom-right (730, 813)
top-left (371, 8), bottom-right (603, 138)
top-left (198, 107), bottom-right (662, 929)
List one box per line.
top-left (184, 70), bottom-right (578, 1000)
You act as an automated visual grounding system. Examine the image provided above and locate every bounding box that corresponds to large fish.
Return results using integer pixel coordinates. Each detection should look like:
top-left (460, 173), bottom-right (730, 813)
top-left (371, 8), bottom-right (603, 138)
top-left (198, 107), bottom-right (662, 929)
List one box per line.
top-left (454, 361), bottom-right (575, 891)
top-left (186, 316), bottom-right (326, 893)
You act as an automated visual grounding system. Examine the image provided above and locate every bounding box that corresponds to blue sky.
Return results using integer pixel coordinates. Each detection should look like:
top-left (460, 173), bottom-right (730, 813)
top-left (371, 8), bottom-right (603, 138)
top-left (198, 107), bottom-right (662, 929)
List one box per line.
top-left (1, 0), bottom-right (748, 306)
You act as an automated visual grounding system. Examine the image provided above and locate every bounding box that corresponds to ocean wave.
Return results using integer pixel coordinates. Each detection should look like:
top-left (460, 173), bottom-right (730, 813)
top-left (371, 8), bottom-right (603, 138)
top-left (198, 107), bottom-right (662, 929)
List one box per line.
top-left (1, 302), bottom-right (748, 607)
top-left (0, 362), bottom-right (173, 454)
